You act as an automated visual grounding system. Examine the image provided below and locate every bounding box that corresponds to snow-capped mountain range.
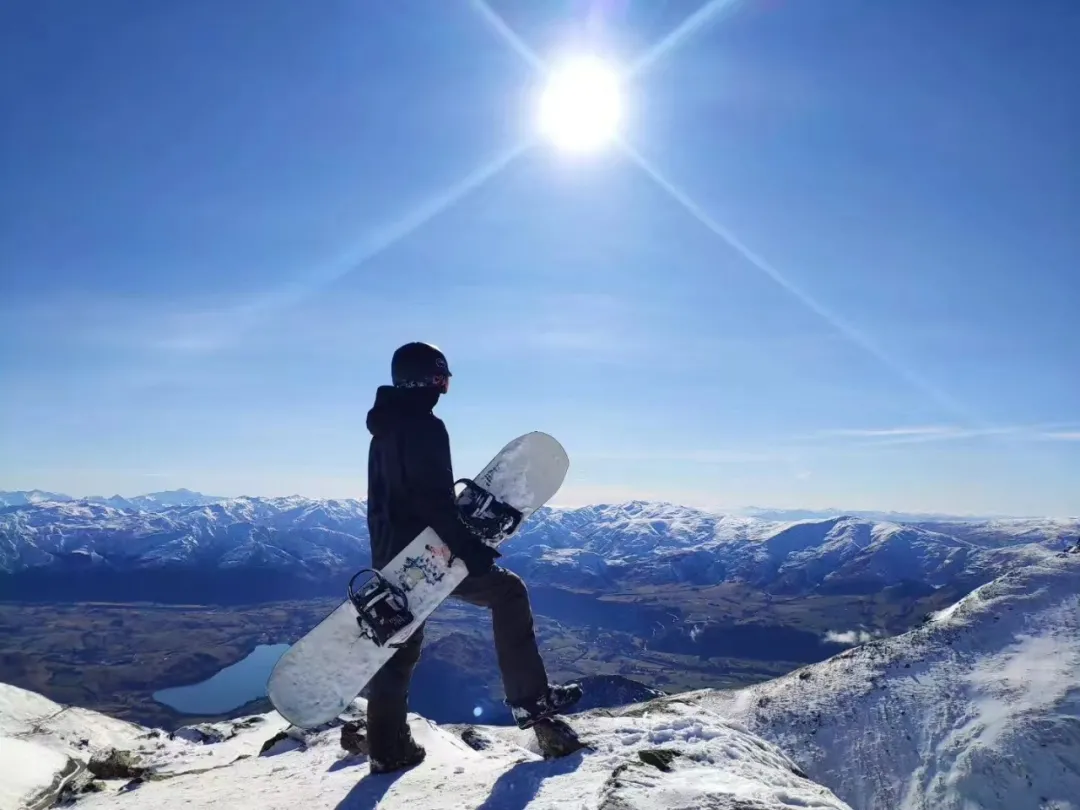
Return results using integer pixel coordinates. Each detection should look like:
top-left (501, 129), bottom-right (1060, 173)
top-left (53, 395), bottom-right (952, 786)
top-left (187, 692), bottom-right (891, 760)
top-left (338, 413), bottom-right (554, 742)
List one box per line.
top-left (0, 490), bottom-right (224, 512)
top-left (3, 548), bottom-right (1076, 810)
top-left (2, 494), bottom-right (1077, 604)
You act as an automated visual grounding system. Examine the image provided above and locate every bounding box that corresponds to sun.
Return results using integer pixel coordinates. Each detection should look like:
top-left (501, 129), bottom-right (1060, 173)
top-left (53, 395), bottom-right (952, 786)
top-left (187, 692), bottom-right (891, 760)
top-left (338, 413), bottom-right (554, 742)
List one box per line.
top-left (537, 55), bottom-right (623, 153)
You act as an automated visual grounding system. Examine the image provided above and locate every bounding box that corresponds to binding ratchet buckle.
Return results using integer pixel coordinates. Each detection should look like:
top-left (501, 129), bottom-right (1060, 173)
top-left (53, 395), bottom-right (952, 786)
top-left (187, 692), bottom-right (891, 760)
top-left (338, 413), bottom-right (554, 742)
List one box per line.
top-left (454, 478), bottom-right (523, 542)
top-left (347, 569), bottom-right (414, 647)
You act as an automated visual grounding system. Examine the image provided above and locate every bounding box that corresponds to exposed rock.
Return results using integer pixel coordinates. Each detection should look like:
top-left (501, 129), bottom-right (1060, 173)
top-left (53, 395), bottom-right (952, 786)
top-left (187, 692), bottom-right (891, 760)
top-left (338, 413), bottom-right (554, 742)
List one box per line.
top-left (638, 748), bottom-right (681, 772)
top-left (259, 730), bottom-right (306, 757)
top-left (340, 720), bottom-right (368, 755)
top-left (88, 748), bottom-right (147, 780)
top-left (172, 724), bottom-right (229, 745)
top-left (534, 717), bottom-right (588, 759)
top-left (460, 726), bottom-right (494, 751)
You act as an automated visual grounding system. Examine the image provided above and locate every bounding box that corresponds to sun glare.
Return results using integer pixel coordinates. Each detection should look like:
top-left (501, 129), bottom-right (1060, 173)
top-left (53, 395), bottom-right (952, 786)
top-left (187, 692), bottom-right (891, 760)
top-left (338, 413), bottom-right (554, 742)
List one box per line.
top-left (537, 55), bottom-right (623, 153)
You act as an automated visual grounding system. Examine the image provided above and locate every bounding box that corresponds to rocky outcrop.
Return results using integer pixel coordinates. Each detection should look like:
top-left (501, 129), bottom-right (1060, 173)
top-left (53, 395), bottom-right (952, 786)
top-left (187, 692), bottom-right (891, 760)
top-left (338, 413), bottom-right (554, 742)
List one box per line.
top-left (339, 720), bottom-right (368, 755)
top-left (87, 748), bottom-right (147, 780)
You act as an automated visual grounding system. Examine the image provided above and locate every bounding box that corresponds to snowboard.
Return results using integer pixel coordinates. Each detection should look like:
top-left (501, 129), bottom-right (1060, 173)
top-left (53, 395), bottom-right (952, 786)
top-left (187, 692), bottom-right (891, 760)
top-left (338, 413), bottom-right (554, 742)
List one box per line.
top-left (266, 431), bottom-right (570, 729)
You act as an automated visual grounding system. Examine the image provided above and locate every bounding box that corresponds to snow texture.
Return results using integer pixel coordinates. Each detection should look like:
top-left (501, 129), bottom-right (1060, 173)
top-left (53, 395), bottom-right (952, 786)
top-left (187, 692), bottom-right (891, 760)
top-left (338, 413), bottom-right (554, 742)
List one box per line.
top-left (0, 737), bottom-right (70, 810)
top-left (267, 432), bottom-right (570, 728)
top-left (0, 680), bottom-right (851, 810)
top-left (694, 550), bottom-right (1080, 810)
top-left (0, 681), bottom-right (149, 810)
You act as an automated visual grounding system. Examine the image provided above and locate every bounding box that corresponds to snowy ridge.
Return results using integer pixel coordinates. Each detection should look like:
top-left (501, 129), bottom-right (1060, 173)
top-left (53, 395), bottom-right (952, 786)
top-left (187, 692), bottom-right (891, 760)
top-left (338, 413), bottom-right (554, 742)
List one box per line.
top-left (682, 548), bottom-right (1080, 810)
top-left (0, 680), bottom-right (852, 810)
top-left (505, 502), bottom-right (1077, 594)
top-left (2, 497), bottom-right (1076, 599)
top-left (0, 682), bottom-right (152, 810)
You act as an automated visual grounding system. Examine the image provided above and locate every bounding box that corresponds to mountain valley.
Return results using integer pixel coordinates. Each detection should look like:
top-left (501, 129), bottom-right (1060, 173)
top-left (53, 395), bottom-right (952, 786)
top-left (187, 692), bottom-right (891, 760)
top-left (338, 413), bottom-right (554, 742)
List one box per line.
top-left (1, 492), bottom-right (1075, 738)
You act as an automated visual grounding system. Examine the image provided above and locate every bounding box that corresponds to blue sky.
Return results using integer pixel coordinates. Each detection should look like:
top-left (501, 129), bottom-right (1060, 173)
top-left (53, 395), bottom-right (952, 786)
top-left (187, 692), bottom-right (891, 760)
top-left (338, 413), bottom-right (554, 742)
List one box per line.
top-left (2, 0), bottom-right (1078, 516)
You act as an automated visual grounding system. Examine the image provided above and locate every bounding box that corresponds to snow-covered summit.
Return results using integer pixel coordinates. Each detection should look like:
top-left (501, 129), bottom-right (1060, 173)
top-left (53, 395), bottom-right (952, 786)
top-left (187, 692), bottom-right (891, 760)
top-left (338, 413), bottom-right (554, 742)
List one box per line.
top-left (673, 548), bottom-right (1080, 810)
top-left (0, 679), bottom-right (851, 810)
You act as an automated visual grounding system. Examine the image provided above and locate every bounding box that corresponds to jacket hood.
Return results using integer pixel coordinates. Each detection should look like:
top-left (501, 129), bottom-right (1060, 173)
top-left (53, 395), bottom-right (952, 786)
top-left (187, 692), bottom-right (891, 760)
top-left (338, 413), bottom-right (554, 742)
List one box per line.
top-left (366, 385), bottom-right (441, 436)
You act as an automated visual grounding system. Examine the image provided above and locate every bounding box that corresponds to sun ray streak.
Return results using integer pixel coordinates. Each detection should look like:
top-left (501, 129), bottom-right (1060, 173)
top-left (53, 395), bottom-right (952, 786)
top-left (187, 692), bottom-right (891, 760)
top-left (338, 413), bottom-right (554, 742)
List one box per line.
top-left (467, 0), bottom-right (547, 74)
top-left (629, 0), bottom-right (746, 78)
top-left (618, 139), bottom-right (974, 421)
top-left (204, 139), bottom-right (534, 350)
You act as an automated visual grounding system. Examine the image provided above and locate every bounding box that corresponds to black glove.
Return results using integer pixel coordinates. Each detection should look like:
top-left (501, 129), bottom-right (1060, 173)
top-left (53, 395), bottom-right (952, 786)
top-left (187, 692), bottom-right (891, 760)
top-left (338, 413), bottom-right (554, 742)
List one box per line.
top-left (457, 542), bottom-right (500, 578)
top-left (444, 524), bottom-right (501, 577)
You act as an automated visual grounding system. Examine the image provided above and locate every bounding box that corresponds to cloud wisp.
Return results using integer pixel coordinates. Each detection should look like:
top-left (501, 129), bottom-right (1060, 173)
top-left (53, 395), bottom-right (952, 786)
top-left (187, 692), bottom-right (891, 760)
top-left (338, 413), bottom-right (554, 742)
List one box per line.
top-left (809, 424), bottom-right (1080, 446)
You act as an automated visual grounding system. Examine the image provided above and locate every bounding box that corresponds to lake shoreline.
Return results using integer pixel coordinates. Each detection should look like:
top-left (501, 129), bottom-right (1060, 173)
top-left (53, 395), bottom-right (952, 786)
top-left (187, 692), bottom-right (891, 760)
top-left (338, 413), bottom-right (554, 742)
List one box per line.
top-left (152, 643), bottom-right (291, 716)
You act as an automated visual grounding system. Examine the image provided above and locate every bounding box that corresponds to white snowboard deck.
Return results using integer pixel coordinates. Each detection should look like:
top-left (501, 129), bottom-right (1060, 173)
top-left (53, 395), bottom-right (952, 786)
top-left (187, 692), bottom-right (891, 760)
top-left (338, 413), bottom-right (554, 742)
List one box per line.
top-left (266, 432), bottom-right (569, 728)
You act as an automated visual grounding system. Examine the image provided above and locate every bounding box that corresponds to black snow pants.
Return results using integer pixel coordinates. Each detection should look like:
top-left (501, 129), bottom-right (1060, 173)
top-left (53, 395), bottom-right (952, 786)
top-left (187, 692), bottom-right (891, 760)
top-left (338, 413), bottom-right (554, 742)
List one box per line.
top-left (365, 565), bottom-right (549, 759)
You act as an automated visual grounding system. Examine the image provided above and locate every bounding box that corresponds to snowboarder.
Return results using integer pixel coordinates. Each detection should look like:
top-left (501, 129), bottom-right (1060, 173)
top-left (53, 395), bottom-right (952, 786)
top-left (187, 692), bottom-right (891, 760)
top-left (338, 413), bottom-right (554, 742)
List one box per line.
top-left (363, 341), bottom-right (582, 774)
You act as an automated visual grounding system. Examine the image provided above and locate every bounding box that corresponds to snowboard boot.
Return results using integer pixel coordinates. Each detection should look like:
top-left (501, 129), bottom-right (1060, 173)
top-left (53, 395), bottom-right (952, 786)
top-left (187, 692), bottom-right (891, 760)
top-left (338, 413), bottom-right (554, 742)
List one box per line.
top-left (368, 730), bottom-right (426, 775)
top-left (509, 682), bottom-right (583, 730)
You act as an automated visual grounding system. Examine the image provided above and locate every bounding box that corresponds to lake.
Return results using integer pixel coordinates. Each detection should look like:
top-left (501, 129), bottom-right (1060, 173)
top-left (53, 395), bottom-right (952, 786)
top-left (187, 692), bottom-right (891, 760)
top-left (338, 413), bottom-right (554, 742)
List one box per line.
top-left (153, 643), bottom-right (290, 715)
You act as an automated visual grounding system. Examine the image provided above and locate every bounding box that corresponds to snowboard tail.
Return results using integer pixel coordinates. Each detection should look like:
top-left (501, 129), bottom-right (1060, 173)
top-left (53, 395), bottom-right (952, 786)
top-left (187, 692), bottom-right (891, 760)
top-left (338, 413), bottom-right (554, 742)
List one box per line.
top-left (266, 431), bottom-right (569, 729)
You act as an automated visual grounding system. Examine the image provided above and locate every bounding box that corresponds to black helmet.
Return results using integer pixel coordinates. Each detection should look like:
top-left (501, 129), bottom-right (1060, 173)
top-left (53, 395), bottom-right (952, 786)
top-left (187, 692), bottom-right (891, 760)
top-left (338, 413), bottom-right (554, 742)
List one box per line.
top-left (391, 341), bottom-right (452, 390)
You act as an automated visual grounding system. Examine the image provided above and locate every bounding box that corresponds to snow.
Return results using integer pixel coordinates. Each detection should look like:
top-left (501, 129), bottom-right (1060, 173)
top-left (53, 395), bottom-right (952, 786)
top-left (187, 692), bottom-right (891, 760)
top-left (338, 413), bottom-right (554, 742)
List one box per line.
top-left (1, 682), bottom-right (146, 759)
top-left (0, 737), bottom-right (71, 810)
top-left (0, 681), bottom-right (850, 810)
top-left (696, 551), bottom-right (1080, 810)
top-left (59, 703), bottom-right (849, 810)
top-left (0, 680), bottom-right (148, 810)
top-left (0, 683), bottom-right (63, 736)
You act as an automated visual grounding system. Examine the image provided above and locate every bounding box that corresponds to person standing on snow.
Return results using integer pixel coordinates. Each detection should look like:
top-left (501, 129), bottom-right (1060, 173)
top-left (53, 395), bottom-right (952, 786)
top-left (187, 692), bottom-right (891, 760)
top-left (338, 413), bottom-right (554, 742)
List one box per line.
top-left (363, 341), bottom-right (582, 774)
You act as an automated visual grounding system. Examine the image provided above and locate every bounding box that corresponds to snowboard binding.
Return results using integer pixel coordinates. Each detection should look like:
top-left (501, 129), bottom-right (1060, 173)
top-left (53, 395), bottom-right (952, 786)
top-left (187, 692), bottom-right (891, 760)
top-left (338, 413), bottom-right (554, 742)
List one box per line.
top-left (455, 478), bottom-right (523, 542)
top-left (347, 569), bottom-right (414, 647)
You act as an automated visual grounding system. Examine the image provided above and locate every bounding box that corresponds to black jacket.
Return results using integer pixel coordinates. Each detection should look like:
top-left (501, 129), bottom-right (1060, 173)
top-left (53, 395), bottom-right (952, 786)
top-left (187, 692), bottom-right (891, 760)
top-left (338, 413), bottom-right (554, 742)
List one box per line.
top-left (365, 385), bottom-right (480, 569)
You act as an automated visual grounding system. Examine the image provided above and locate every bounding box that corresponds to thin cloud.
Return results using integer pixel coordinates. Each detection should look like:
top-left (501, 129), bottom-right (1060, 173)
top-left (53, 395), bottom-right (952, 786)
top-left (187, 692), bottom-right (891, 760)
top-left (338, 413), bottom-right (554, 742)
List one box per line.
top-left (817, 426), bottom-right (960, 438)
top-left (576, 449), bottom-right (781, 465)
top-left (1038, 431), bottom-right (1080, 442)
top-left (810, 424), bottom-right (1080, 446)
